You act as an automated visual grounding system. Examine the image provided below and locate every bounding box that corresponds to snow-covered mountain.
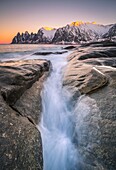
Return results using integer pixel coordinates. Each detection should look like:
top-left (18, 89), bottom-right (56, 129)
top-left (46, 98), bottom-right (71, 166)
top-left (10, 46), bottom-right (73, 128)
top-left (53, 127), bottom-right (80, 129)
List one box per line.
top-left (52, 22), bottom-right (113, 43)
top-left (11, 21), bottom-right (116, 44)
top-left (40, 27), bottom-right (56, 40)
top-left (34, 27), bottom-right (56, 43)
top-left (12, 27), bottom-right (56, 44)
top-left (102, 24), bottom-right (116, 40)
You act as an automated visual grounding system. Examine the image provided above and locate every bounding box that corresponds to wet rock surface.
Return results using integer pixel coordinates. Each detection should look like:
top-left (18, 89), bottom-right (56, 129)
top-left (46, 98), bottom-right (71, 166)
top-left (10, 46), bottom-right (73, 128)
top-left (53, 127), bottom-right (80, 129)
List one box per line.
top-left (0, 59), bottom-right (51, 170)
top-left (81, 40), bottom-right (116, 48)
top-left (33, 51), bottom-right (67, 56)
top-left (63, 42), bottom-right (116, 170)
top-left (63, 45), bottom-right (77, 50)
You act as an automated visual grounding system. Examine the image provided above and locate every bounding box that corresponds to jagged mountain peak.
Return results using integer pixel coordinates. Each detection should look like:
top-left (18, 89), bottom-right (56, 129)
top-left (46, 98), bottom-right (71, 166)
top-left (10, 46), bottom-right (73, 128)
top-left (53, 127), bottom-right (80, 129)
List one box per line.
top-left (38, 27), bottom-right (56, 40)
top-left (11, 21), bottom-right (116, 44)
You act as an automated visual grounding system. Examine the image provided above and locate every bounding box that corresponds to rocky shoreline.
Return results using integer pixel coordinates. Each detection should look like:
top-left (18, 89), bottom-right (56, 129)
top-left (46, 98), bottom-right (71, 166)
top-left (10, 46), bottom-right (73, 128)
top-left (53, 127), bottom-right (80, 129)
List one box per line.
top-left (63, 42), bottom-right (116, 169)
top-left (0, 59), bottom-right (51, 170)
top-left (0, 41), bottom-right (116, 170)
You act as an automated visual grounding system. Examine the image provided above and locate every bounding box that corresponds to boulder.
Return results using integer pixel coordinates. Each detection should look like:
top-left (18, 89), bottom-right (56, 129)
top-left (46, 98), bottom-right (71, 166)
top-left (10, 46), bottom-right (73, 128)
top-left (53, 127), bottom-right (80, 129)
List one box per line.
top-left (0, 59), bottom-right (51, 169)
top-left (0, 95), bottom-right (43, 170)
top-left (63, 44), bottom-right (116, 170)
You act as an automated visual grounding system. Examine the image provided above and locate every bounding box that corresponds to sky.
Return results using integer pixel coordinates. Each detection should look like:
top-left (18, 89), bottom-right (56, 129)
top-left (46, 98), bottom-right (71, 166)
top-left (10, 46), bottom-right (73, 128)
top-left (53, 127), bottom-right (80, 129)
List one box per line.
top-left (0, 0), bottom-right (116, 44)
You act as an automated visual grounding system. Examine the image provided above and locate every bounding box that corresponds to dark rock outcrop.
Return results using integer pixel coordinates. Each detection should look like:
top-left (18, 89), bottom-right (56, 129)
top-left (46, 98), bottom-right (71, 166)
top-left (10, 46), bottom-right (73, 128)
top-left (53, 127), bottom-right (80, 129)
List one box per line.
top-left (81, 40), bottom-right (116, 47)
top-left (63, 42), bottom-right (116, 170)
top-left (33, 51), bottom-right (67, 56)
top-left (0, 59), bottom-right (51, 169)
top-left (78, 48), bottom-right (116, 60)
top-left (63, 45), bottom-right (77, 50)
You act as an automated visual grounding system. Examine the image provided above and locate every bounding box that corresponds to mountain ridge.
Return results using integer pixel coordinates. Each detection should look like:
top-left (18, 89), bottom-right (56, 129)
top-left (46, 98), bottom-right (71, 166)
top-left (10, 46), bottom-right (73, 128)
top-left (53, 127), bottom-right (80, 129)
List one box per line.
top-left (11, 21), bottom-right (116, 44)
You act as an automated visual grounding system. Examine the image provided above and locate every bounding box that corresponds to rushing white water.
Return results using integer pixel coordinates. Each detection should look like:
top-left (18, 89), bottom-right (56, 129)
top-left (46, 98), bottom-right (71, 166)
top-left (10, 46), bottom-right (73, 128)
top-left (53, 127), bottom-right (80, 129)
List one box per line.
top-left (39, 52), bottom-right (78, 170)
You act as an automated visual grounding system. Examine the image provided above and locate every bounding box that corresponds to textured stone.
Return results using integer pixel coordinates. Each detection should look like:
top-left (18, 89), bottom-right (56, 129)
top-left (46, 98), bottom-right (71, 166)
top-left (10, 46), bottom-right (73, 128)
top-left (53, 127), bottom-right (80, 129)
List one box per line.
top-left (0, 59), bottom-right (51, 170)
top-left (0, 59), bottom-right (51, 106)
top-left (63, 44), bottom-right (116, 170)
top-left (0, 95), bottom-right (43, 170)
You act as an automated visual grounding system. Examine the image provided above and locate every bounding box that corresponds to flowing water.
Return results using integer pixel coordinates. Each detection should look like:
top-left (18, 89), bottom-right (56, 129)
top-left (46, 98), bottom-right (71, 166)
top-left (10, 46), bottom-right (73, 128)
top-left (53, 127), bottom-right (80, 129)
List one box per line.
top-left (39, 52), bottom-right (78, 170)
top-left (0, 44), bottom-right (78, 170)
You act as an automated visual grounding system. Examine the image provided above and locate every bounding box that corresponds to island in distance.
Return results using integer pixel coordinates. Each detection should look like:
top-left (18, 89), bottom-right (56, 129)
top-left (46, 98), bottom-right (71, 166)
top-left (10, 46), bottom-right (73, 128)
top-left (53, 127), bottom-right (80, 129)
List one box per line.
top-left (12, 21), bottom-right (116, 44)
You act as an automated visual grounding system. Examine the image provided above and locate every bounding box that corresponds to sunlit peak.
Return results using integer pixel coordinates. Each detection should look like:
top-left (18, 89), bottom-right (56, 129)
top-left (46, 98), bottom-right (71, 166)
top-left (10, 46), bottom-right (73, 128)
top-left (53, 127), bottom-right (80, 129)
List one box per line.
top-left (92, 21), bottom-right (97, 24)
top-left (70, 21), bottom-right (84, 26)
top-left (43, 27), bottom-right (54, 31)
top-left (70, 21), bottom-right (97, 26)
